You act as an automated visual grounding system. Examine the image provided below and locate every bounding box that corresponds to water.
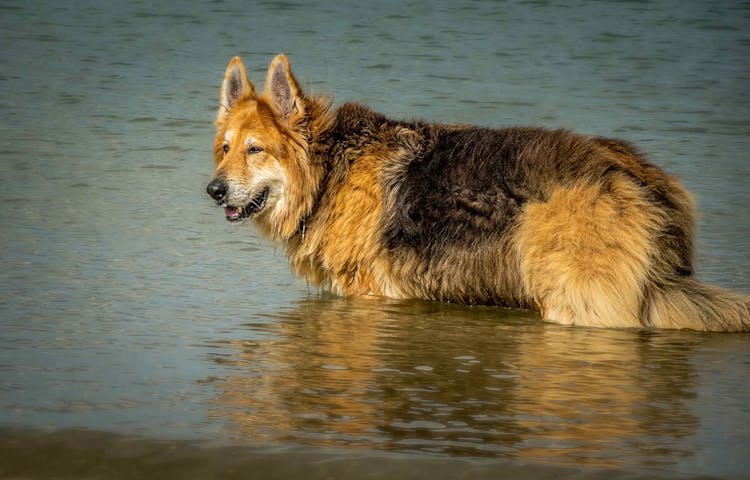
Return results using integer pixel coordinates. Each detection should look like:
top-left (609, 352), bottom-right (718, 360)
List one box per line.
top-left (1, 0), bottom-right (749, 478)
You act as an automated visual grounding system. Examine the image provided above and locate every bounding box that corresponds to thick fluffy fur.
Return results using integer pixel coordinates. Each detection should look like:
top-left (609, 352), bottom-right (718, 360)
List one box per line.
top-left (207, 55), bottom-right (750, 331)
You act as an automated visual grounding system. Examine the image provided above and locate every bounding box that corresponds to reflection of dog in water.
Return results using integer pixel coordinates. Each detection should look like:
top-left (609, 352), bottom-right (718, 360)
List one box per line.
top-left (206, 54), bottom-right (749, 331)
top-left (210, 298), bottom-right (697, 464)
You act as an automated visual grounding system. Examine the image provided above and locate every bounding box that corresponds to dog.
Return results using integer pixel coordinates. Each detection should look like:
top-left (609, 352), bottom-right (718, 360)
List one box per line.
top-left (206, 54), bottom-right (749, 331)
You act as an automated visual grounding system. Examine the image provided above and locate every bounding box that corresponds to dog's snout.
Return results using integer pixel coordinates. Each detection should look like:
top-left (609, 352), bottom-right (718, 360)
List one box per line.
top-left (206, 178), bottom-right (228, 202)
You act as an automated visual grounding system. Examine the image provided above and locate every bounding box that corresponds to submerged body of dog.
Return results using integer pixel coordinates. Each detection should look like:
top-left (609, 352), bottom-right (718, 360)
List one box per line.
top-left (206, 54), bottom-right (750, 331)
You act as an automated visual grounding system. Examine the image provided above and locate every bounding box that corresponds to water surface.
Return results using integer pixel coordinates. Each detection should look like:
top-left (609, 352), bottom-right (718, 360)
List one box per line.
top-left (1, 0), bottom-right (749, 478)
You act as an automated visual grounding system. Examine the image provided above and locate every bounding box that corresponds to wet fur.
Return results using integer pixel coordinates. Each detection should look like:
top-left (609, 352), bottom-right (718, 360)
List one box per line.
top-left (209, 55), bottom-right (750, 331)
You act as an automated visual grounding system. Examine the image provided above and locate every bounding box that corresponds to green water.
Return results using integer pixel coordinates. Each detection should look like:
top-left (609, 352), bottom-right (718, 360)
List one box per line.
top-left (1, 0), bottom-right (748, 478)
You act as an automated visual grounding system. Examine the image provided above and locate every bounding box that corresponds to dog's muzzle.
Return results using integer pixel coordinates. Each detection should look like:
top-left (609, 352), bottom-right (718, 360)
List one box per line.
top-left (206, 177), bottom-right (269, 222)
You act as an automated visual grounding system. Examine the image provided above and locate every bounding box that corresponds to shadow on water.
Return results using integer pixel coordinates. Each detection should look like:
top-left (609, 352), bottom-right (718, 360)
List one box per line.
top-left (0, 426), bottom-right (702, 480)
top-left (204, 297), bottom-right (702, 472)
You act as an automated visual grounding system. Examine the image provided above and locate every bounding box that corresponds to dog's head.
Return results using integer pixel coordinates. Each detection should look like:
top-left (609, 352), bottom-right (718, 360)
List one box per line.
top-left (207, 55), bottom-right (323, 240)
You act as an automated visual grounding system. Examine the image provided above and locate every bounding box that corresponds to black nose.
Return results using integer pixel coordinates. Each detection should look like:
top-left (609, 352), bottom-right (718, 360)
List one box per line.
top-left (206, 178), bottom-right (228, 202)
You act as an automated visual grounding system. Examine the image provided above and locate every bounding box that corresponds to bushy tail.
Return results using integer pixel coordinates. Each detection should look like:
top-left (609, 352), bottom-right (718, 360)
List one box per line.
top-left (645, 278), bottom-right (750, 332)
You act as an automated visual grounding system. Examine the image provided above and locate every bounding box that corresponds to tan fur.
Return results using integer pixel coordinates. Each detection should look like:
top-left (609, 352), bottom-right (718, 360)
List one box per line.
top-left (645, 279), bottom-right (750, 331)
top-left (516, 175), bottom-right (662, 327)
top-left (293, 155), bottom-right (386, 296)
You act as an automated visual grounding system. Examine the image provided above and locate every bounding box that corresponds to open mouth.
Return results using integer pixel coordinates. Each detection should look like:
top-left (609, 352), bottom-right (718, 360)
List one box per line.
top-left (222, 188), bottom-right (269, 222)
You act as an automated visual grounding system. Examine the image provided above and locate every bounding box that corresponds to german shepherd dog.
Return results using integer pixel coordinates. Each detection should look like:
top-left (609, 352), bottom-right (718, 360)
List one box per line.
top-left (206, 55), bottom-right (749, 331)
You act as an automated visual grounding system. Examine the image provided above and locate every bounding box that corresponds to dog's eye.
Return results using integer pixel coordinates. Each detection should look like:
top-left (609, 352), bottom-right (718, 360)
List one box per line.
top-left (248, 145), bottom-right (263, 155)
top-left (222, 143), bottom-right (229, 154)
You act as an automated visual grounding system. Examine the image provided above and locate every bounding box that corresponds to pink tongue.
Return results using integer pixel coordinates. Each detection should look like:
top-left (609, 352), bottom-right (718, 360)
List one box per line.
top-left (224, 206), bottom-right (240, 218)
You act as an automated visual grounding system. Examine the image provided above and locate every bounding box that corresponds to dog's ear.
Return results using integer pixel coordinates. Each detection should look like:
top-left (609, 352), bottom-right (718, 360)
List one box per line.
top-left (217, 56), bottom-right (255, 123)
top-left (264, 54), bottom-right (305, 125)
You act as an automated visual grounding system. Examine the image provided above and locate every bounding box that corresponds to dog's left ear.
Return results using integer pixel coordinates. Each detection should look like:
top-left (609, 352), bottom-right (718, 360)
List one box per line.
top-left (264, 54), bottom-right (305, 125)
